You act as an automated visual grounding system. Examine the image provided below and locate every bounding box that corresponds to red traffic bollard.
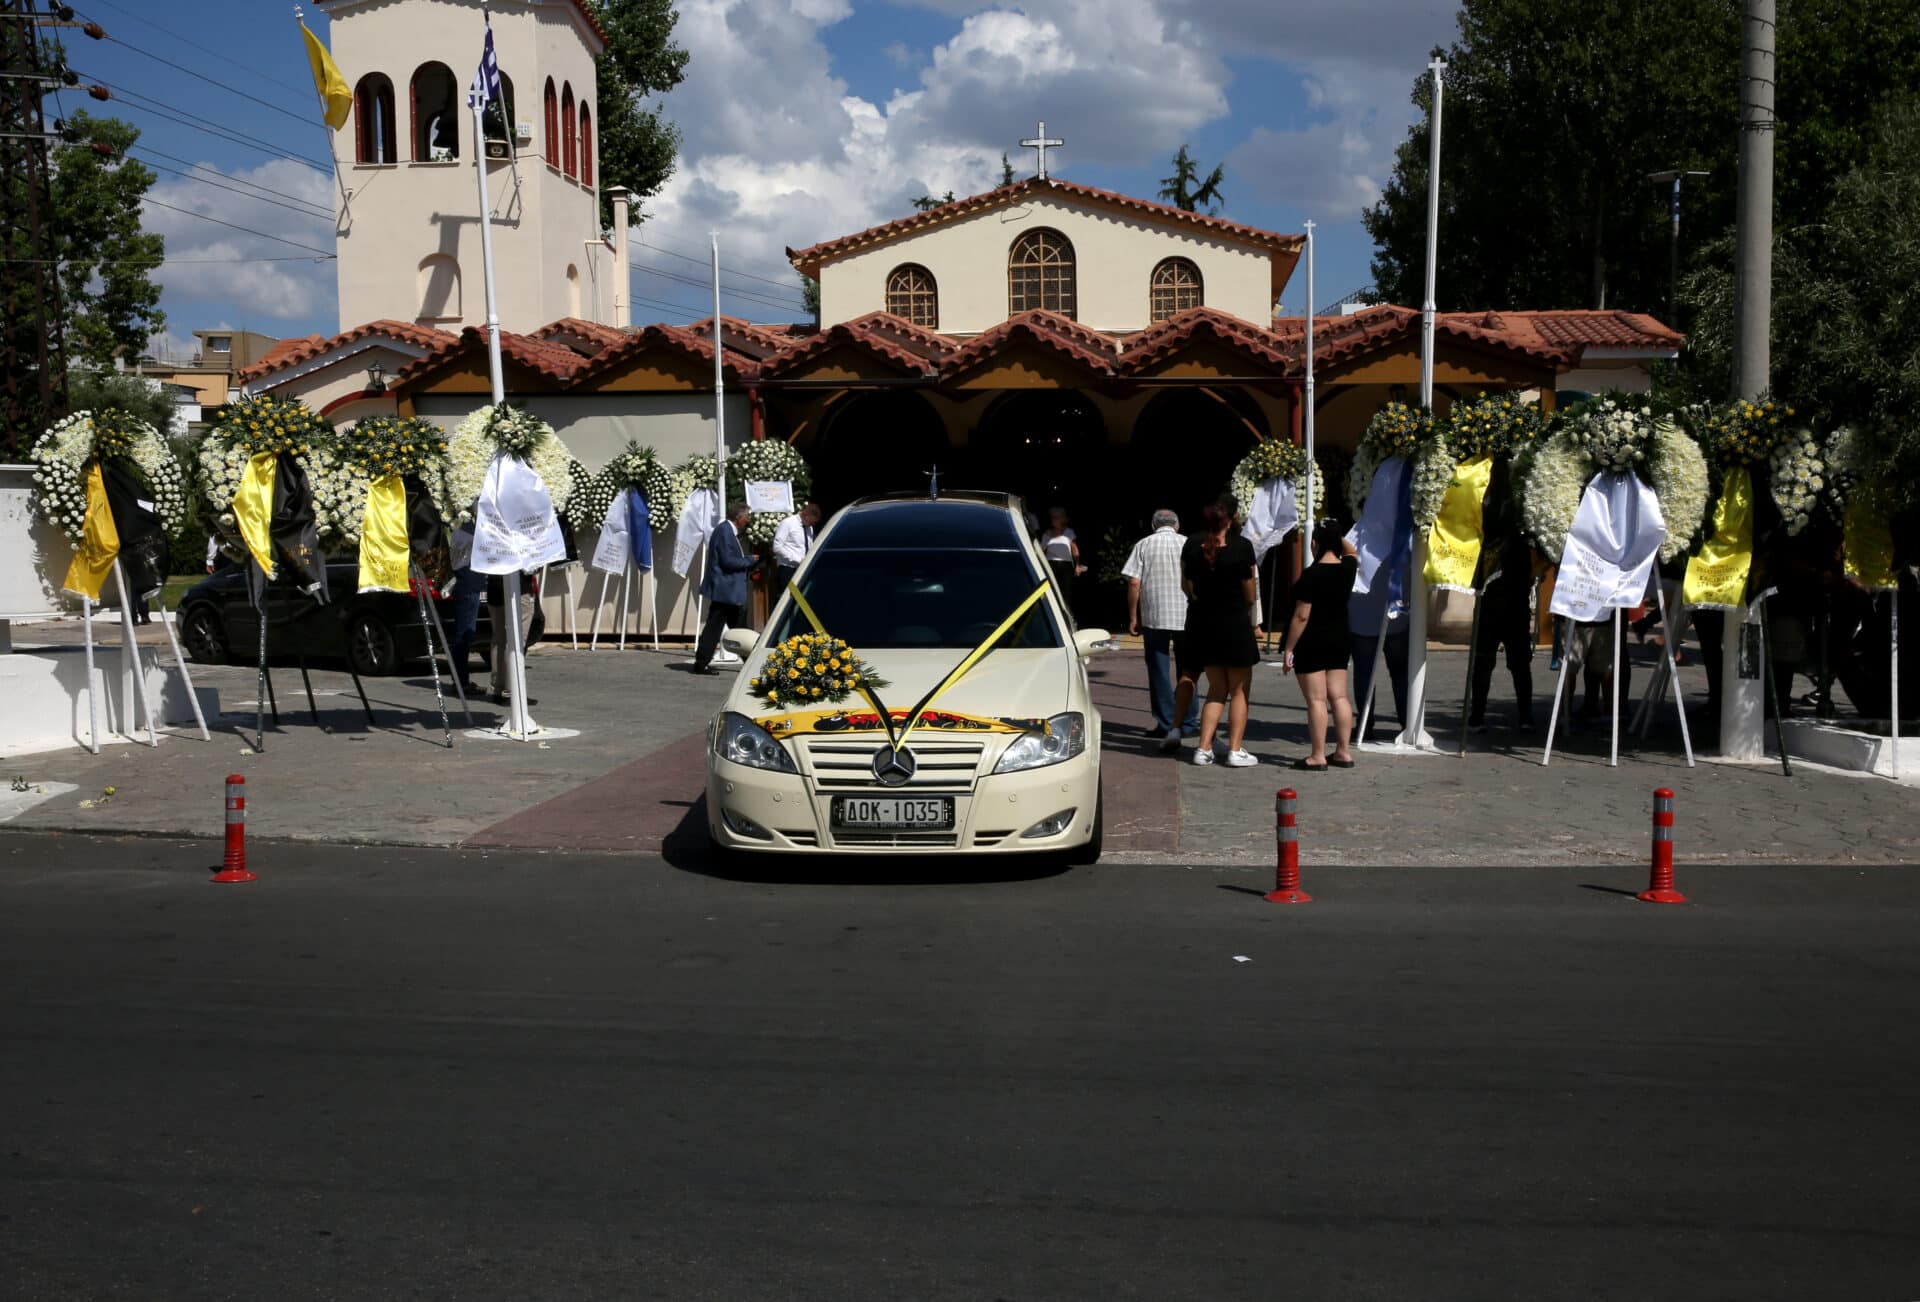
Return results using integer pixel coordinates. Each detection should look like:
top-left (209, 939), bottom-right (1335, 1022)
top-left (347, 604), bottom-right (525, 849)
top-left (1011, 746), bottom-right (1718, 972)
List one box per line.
top-left (1637, 787), bottom-right (1685, 904)
top-left (211, 774), bottom-right (257, 884)
top-left (1265, 787), bottom-right (1311, 904)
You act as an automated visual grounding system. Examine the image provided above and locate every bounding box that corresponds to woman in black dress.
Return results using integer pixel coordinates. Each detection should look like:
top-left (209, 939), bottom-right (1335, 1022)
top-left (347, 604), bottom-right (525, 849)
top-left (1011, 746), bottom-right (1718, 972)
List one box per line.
top-left (1280, 522), bottom-right (1359, 770)
top-left (1181, 504), bottom-right (1261, 767)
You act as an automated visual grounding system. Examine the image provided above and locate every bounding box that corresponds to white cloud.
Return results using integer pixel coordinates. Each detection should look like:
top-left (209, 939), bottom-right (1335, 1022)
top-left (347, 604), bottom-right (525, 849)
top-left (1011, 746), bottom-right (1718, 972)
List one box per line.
top-left (142, 156), bottom-right (339, 332)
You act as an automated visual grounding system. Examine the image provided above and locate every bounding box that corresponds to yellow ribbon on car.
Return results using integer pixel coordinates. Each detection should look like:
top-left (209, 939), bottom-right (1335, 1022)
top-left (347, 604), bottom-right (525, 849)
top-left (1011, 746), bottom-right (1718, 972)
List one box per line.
top-left (357, 473), bottom-right (411, 593)
top-left (1683, 465), bottom-right (1755, 610)
top-left (61, 460), bottom-right (120, 601)
top-left (753, 708), bottom-right (1042, 738)
top-left (1423, 454), bottom-right (1493, 592)
top-left (232, 451), bottom-right (279, 579)
top-left (783, 578), bottom-right (1054, 752)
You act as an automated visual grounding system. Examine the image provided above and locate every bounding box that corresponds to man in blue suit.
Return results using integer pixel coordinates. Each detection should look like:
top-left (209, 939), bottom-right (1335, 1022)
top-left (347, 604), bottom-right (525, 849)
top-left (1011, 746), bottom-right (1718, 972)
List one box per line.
top-left (692, 500), bottom-right (755, 674)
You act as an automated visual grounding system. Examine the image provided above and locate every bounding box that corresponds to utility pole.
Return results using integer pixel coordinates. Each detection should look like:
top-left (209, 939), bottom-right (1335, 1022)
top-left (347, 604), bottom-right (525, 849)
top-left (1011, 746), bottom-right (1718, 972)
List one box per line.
top-left (0, 0), bottom-right (72, 462)
top-left (1646, 168), bottom-right (1709, 322)
top-left (1723, 0), bottom-right (1777, 762)
top-left (1732, 0), bottom-right (1774, 400)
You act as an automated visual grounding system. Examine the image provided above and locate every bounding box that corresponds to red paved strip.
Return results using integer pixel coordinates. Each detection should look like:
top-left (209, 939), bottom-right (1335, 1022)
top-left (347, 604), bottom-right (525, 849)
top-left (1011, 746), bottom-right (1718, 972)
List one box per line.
top-left (1085, 652), bottom-right (1181, 855)
top-left (464, 730), bottom-right (708, 853)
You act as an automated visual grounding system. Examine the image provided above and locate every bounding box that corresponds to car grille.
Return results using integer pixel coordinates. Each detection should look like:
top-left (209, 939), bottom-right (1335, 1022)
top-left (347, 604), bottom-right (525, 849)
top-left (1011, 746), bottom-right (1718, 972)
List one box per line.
top-left (832, 829), bottom-right (963, 849)
top-left (800, 738), bottom-right (987, 791)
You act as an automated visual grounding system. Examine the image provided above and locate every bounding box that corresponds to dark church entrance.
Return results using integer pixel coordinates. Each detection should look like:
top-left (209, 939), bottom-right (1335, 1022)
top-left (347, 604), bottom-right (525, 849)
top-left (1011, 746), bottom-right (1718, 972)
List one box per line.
top-left (809, 390), bottom-right (948, 514)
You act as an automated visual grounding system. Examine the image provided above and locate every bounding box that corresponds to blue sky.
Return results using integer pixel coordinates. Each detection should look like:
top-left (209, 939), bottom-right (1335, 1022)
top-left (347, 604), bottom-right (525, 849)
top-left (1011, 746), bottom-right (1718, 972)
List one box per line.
top-left (66, 0), bottom-right (1462, 353)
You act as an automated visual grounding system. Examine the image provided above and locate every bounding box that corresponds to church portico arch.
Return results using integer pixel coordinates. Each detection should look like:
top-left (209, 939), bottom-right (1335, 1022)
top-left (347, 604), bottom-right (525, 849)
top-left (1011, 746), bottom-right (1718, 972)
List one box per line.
top-left (809, 389), bottom-right (949, 513)
top-left (1128, 386), bottom-right (1267, 535)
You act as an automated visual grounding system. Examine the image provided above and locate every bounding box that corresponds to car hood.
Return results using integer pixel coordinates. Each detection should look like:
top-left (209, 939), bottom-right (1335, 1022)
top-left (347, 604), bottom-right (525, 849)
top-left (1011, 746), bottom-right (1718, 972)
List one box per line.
top-left (733, 647), bottom-right (1076, 722)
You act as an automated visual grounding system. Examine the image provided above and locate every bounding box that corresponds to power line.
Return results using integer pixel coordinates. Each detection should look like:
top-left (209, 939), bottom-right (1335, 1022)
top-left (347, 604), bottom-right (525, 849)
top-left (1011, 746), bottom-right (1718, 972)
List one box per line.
top-left (139, 195), bottom-right (336, 256)
top-left (3, 254), bottom-right (333, 265)
top-left (96, 30), bottom-right (319, 129)
top-left (628, 254), bottom-right (808, 312)
top-left (634, 234), bottom-right (807, 291)
top-left (77, 0), bottom-right (315, 102)
top-left (130, 143), bottom-right (333, 217)
top-left (81, 76), bottom-right (331, 173)
top-left (135, 155), bottom-right (334, 222)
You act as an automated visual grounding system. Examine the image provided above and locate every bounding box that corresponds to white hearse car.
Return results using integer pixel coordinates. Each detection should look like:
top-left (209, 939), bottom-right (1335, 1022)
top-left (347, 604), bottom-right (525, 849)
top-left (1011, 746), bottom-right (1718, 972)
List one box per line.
top-left (705, 493), bottom-right (1108, 860)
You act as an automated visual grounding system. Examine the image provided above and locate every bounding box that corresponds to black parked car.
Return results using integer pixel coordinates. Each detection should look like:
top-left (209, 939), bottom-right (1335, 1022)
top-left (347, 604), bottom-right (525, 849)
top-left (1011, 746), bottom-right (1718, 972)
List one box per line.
top-left (177, 562), bottom-right (541, 677)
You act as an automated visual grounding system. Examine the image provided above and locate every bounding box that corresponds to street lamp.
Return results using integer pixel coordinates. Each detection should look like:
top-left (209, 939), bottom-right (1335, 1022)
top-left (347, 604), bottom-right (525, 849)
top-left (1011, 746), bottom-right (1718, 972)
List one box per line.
top-left (364, 360), bottom-right (387, 392)
top-left (1647, 169), bottom-right (1710, 321)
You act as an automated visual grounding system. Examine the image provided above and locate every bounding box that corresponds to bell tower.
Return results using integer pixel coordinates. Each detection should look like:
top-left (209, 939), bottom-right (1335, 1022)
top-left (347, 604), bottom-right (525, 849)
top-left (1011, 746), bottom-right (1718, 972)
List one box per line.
top-left (317, 0), bottom-right (613, 332)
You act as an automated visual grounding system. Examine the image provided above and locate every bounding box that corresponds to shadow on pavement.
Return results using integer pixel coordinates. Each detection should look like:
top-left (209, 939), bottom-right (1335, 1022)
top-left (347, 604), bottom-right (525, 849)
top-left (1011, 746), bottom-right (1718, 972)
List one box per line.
top-left (661, 794), bottom-right (1078, 886)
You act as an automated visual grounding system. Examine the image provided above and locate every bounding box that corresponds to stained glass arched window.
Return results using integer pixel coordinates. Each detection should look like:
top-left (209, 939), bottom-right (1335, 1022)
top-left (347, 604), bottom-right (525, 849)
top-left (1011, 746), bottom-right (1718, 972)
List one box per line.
top-left (1008, 228), bottom-right (1076, 318)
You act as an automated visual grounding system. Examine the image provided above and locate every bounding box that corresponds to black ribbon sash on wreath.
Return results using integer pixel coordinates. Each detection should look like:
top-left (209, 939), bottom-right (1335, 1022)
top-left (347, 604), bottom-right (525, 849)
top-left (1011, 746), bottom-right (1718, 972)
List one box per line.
top-left (405, 474), bottom-right (452, 588)
top-left (269, 452), bottom-right (329, 600)
top-left (99, 458), bottom-right (169, 599)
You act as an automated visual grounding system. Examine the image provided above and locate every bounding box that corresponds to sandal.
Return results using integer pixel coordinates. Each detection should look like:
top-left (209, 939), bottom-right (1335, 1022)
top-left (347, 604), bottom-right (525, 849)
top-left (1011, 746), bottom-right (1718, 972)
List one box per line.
top-left (1292, 757), bottom-right (1329, 771)
top-left (1328, 757), bottom-right (1355, 769)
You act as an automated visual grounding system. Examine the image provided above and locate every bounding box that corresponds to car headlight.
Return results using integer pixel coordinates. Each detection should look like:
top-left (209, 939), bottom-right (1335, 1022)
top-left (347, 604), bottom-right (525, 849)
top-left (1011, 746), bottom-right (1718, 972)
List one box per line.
top-left (713, 712), bottom-right (798, 773)
top-left (992, 712), bottom-right (1087, 774)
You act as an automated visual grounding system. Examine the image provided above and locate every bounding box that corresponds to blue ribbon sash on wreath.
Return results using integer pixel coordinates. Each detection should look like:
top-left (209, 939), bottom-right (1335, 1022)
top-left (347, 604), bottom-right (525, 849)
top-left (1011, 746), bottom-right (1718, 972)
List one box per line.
top-left (627, 488), bottom-right (653, 571)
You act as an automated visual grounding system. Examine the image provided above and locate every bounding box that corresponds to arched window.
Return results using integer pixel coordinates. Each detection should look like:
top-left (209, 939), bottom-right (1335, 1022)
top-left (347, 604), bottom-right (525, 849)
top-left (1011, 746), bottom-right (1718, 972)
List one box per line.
top-left (885, 263), bottom-right (938, 329)
top-left (480, 71), bottom-right (516, 157)
top-left (578, 102), bottom-right (592, 186)
top-left (561, 83), bottom-right (576, 177)
top-left (353, 73), bottom-right (395, 164)
top-left (409, 62), bottom-right (459, 161)
top-left (418, 253), bottom-right (461, 321)
top-left (543, 78), bottom-right (558, 166)
top-left (1008, 228), bottom-right (1076, 317)
top-left (1149, 257), bottom-right (1203, 322)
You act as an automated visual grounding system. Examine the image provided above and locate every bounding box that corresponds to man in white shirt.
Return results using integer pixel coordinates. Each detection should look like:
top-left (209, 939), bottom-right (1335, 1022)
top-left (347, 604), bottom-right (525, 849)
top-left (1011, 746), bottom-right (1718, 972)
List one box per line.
top-left (770, 501), bottom-right (821, 595)
top-left (1122, 509), bottom-right (1200, 741)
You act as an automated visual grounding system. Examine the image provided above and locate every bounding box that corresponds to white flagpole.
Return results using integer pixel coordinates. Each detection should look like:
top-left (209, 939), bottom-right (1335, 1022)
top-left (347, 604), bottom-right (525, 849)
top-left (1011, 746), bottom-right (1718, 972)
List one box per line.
top-left (1610, 607), bottom-right (1623, 767)
top-left (710, 233), bottom-right (735, 657)
top-left (1892, 586), bottom-right (1902, 779)
top-left (1399, 55), bottom-right (1446, 753)
top-left (471, 78), bottom-right (528, 738)
top-left (1303, 219), bottom-right (1316, 546)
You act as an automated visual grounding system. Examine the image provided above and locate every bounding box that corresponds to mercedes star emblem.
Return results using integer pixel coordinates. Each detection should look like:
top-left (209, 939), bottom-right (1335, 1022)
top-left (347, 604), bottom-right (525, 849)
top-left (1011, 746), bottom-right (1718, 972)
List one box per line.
top-left (871, 746), bottom-right (917, 787)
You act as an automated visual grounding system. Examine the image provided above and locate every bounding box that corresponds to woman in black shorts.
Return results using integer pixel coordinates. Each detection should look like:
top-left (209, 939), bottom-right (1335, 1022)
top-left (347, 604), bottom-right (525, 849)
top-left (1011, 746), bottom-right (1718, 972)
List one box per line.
top-left (1280, 522), bottom-right (1359, 770)
top-left (1181, 503), bottom-right (1261, 767)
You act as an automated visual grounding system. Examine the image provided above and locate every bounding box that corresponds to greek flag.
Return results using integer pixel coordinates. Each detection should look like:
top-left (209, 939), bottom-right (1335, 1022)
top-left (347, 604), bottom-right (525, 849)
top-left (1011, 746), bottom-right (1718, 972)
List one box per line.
top-left (468, 18), bottom-right (502, 109)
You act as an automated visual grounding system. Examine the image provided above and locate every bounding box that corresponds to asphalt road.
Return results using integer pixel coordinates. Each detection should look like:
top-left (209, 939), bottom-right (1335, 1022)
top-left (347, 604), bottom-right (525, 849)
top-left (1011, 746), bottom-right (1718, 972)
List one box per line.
top-left (3, 835), bottom-right (1917, 1301)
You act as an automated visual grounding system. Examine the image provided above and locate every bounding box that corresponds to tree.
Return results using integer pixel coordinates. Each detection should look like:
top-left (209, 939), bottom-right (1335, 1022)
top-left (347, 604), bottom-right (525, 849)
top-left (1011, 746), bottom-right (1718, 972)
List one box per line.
top-left (592, 0), bottom-right (689, 227)
top-left (910, 190), bottom-right (955, 211)
top-left (1000, 153), bottom-right (1015, 187)
top-left (800, 275), bottom-right (819, 322)
top-left (1682, 97), bottom-right (1920, 508)
top-left (67, 367), bottom-right (178, 433)
top-left (1157, 144), bottom-right (1224, 213)
top-left (46, 112), bottom-right (165, 370)
top-left (1362, 0), bottom-right (1920, 318)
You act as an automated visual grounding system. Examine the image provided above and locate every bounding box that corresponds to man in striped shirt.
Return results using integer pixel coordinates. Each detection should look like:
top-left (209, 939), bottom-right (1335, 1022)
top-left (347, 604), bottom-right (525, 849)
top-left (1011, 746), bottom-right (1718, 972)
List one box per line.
top-left (1123, 509), bottom-right (1201, 740)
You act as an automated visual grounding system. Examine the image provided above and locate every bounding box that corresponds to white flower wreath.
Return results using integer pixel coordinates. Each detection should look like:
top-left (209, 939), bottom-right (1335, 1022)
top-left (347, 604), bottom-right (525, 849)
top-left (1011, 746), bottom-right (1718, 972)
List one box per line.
top-left (724, 440), bottom-right (813, 547)
top-left (582, 442), bottom-right (679, 532)
top-left (331, 415), bottom-right (458, 548)
top-left (196, 395), bottom-right (347, 556)
top-left (30, 410), bottom-right (189, 546)
top-left (1768, 427), bottom-right (1825, 538)
top-left (1518, 415), bottom-right (1707, 563)
top-left (446, 404), bottom-right (576, 526)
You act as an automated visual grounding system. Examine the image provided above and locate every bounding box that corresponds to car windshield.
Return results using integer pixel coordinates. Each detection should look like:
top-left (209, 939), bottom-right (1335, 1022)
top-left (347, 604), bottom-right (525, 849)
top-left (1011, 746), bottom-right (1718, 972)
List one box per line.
top-left (774, 547), bottom-right (1060, 650)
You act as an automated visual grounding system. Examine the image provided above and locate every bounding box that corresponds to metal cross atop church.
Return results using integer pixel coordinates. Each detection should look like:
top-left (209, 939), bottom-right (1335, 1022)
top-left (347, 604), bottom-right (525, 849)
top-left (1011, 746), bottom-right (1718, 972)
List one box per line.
top-left (1020, 122), bottom-right (1065, 180)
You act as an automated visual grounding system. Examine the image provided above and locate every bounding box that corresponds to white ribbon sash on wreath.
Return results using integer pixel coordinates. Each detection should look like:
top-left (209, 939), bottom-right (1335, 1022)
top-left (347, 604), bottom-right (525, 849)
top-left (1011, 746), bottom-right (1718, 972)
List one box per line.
top-left (1548, 471), bottom-right (1666, 622)
top-left (1346, 455), bottom-right (1409, 596)
top-left (470, 450), bottom-right (567, 576)
top-left (746, 479), bottom-right (793, 515)
top-left (671, 486), bottom-right (720, 578)
top-left (1242, 477), bottom-right (1299, 563)
top-left (591, 488), bottom-right (633, 575)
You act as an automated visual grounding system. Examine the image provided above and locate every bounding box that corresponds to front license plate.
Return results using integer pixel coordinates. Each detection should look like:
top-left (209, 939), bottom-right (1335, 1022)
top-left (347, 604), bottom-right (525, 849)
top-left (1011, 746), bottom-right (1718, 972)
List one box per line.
top-left (832, 796), bottom-right (955, 829)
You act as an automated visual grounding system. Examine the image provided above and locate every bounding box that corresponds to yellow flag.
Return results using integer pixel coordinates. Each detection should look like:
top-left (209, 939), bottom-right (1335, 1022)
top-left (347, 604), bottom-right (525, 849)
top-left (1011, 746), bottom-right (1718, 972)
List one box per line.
top-left (1423, 454), bottom-right (1494, 592)
top-left (61, 460), bottom-right (120, 601)
top-left (1844, 493), bottom-right (1898, 590)
top-left (358, 475), bottom-right (411, 594)
top-left (233, 452), bottom-right (279, 580)
top-left (301, 22), bottom-right (352, 131)
top-left (1683, 465), bottom-right (1754, 610)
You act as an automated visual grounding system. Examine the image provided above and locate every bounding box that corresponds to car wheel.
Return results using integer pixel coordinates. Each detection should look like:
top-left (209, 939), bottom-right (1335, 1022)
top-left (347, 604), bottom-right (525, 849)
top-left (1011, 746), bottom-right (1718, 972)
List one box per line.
top-left (347, 611), bottom-right (399, 677)
top-left (1066, 778), bottom-right (1103, 865)
top-left (181, 606), bottom-right (231, 665)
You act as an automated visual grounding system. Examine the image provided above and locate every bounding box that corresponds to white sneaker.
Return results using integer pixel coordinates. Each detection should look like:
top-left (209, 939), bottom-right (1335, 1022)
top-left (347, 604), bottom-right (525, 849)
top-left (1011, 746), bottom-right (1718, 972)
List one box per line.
top-left (1190, 746), bottom-right (1214, 766)
top-left (1159, 730), bottom-right (1183, 754)
top-left (1224, 749), bottom-right (1259, 768)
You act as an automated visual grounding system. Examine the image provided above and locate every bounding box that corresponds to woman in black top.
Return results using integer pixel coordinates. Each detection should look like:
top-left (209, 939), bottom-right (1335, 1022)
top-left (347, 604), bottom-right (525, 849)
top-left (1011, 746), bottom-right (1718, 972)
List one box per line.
top-left (1180, 504), bottom-right (1261, 767)
top-left (1281, 522), bottom-right (1359, 770)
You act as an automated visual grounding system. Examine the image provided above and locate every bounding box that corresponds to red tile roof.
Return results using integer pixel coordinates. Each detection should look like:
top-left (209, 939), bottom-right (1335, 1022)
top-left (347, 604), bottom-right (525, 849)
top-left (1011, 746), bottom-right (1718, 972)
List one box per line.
top-left (1270, 306), bottom-right (1574, 371)
top-left (1501, 310), bottom-right (1685, 355)
top-left (565, 322), bottom-right (758, 386)
top-left (787, 177), bottom-right (1304, 299)
top-left (236, 320), bottom-right (454, 386)
top-left (531, 317), bottom-right (628, 354)
top-left (1118, 306), bottom-right (1294, 373)
top-left (945, 310), bottom-right (1120, 377)
top-left (389, 325), bottom-right (595, 388)
top-left (756, 312), bottom-right (954, 379)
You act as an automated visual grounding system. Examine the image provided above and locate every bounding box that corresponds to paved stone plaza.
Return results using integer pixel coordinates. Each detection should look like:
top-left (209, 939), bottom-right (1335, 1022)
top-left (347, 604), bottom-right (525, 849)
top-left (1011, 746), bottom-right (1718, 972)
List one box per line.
top-left (4, 620), bottom-right (1916, 866)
